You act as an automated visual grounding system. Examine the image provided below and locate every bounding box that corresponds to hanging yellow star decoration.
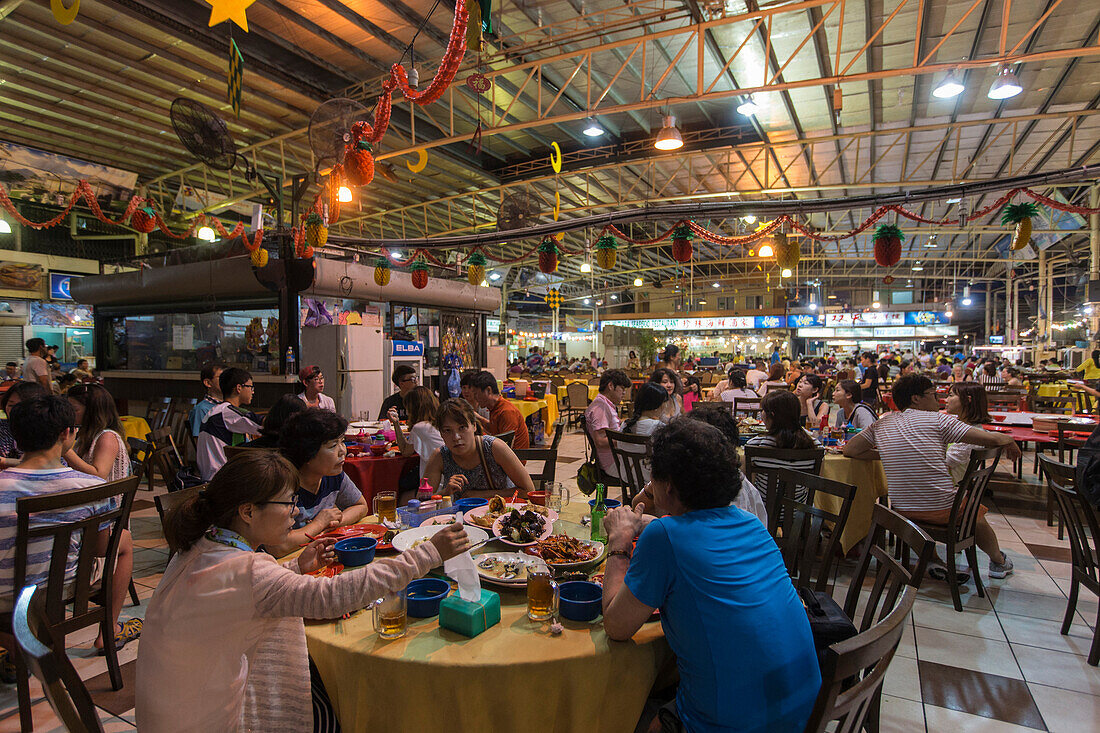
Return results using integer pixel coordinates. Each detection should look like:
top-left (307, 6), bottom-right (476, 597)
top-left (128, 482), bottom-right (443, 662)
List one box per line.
top-left (545, 289), bottom-right (563, 309)
top-left (206, 0), bottom-right (256, 32)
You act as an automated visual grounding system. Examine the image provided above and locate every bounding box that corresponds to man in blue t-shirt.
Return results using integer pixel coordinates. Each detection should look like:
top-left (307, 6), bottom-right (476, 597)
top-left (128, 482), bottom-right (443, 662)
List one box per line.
top-left (602, 418), bottom-right (820, 733)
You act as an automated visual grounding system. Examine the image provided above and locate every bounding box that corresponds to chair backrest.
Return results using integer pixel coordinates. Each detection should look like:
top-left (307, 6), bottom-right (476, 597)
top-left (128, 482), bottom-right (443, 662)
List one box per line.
top-left (14, 476), bottom-right (140, 631)
top-left (549, 420), bottom-right (565, 451)
top-left (731, 398), bottom-right (762, 420)
top-left (605, 429), bottom-right (652, 504)
top-left (843, 504), bottom-right (934, 633)
top-left (144, 397), bottom-right (171, 423)
top-left (565, 381), bottom-right (590, 409)
top-left (493, 430), bottom-right (515, 448)
top-left (946, 447), bottom-right (1002, 544)
top-left (804, 586), bottom-right (917, 733)
top-left (154, 483), bottom-right (206, 557)
top-left (12, 586), bottom-right (104, 733)
top-left (1074, 390), bottom-right (1095, 414)
top-left (694, 401), bottom-right (732, 414)
top-left (1034, 396), bottom-right (1074, 415)
top-left (148, 427), bottom-right (185, 488)
top-left (742, 446), bottom-right (826, 535)
top-left (1056, 422), bottom-right (1089, 462)
top-left (986, 393), bottom-right (1022, 411)
top-left (512, 448), bottom-right (557, 490)
top-left (774, 468), bottom-right (856, 592)
top-left (127, 436), bottom-right (150, 485)
top-left (1038, 455), bottom-right (1097, 587)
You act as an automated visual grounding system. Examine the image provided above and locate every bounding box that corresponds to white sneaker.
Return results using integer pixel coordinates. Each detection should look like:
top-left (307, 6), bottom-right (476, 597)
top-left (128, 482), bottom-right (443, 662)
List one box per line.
top-left (988, 551), bottom-right (1014, 579)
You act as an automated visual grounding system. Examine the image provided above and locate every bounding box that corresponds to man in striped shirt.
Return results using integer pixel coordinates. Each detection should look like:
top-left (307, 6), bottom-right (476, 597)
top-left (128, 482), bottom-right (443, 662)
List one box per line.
top-left (843, 374), bottom-right (1020, 579)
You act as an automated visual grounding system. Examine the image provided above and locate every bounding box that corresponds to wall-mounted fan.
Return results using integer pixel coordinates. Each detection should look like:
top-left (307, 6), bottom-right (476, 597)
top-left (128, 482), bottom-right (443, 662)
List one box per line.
top-left (307, 97), bottom-right (371, 176)
top-left (497, 192), bottom-right (541, 232)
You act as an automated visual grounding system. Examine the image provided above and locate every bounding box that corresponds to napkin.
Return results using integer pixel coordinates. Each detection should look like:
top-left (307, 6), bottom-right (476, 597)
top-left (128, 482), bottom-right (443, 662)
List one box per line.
top-left (444, 550), bottom-right (481, 602)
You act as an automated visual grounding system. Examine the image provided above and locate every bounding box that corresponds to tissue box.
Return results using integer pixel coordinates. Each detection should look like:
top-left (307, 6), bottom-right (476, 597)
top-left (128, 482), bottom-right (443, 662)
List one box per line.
top-left (438, 589), bottom-right (500, 638)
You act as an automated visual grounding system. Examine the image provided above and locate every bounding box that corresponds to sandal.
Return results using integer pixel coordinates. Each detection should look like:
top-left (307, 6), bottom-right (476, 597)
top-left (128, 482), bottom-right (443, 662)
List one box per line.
top-left (97, 618), bottom-right (143, 656)
top-left (928, 564), bottom-right (970, 585)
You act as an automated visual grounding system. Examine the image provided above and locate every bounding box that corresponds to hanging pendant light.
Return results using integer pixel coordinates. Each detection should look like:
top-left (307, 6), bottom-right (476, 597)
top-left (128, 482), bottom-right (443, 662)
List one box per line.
top-left (736, 96), bottom-right (761, 116)
top-left (582, 117), bottom-right (604, 137)
top-left (987, 67), bottom-right (1023, 100)
top-left (653, 114), bottom-right (683, 151)
top-left (932, 71), bottom-right (965, 99)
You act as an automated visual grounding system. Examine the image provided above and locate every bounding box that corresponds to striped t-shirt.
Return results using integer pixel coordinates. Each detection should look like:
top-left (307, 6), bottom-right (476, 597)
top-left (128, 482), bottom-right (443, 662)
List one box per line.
top-left (861, 409), bottom-right (972, 512)
top-left (0, 467), bottom-right (109, 609)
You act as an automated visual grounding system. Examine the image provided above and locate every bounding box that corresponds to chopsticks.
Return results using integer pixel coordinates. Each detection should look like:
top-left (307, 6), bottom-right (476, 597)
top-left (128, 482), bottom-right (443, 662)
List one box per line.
top-left (467, 536), bottom-right (494, 553)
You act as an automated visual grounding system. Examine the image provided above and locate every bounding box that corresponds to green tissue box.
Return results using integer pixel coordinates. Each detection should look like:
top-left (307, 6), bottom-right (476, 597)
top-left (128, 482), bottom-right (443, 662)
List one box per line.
top-left (438, 589), bottom-right (500, 638)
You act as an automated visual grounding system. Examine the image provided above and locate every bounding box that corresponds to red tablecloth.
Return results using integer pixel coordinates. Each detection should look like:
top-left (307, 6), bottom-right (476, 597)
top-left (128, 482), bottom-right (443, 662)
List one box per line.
top-left (343, 454), bottom-right (419, 506)
top-left (981, 425), bottom-right (1057, 444)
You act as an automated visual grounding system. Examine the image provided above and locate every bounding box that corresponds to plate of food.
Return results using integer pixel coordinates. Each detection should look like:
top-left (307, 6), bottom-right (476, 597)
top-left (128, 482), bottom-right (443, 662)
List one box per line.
top-left (474, 552), bottom-right (549, 587)
top-left (422, 513), bottom-right (466, 527)
top-left (463, 495), bottom-right (557, 530)
top-left (491, 507), bottom-right (553, 546)
top-left (320, 523), bottom-right (395, 551)
top-left (391, 524), bottom-right (490, 553)
top-left (525, 535), bottom-right (605, 569)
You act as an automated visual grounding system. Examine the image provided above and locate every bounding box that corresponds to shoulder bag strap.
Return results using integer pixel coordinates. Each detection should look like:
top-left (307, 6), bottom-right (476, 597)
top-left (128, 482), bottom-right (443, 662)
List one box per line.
top-left (477, 437), bottom-right (497, 493)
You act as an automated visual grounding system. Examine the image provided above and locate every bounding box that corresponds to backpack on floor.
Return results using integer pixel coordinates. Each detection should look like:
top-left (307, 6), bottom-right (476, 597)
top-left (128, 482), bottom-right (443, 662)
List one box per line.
top-left (1076, 423), bottom-right (1100, 509)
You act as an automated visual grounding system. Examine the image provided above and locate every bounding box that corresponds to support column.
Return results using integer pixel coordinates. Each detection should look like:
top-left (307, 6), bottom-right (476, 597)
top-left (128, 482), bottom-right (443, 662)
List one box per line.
top-left (1037, 250), bottom-right (1047, 351)
top-left (1013, 278), bottom-right (1021, 348)
top-left (984, 284), bottom-right (992, 342)
top-left (1005, 269), bottom-right (1013, 345)
top-left (1091, 183), bottom-right (1099, 337)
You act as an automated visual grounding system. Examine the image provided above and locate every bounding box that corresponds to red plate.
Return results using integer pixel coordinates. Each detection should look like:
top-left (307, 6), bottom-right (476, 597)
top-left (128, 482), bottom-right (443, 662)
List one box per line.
top-left (320, 523), bottom-right (392, 551)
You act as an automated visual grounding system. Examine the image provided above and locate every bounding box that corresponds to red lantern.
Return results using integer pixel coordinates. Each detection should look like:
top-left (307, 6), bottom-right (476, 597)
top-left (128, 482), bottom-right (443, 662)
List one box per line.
top-left (410, 258), bottom-right (430, 289)
top-left (130, 206), bottom-right (157, 234)
top-left (882, 275), bottom-right (895, 285)
top-left (537, 239), bottom-right (558, 273)
top-left (670, 224), bottom-right (693, 263)
top-left (872, 224), bottom-right (903, 268)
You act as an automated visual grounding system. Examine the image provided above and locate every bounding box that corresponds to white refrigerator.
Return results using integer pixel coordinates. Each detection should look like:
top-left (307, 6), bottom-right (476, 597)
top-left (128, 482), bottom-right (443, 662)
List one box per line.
top-left (300, 324), bottom-right (384, 418)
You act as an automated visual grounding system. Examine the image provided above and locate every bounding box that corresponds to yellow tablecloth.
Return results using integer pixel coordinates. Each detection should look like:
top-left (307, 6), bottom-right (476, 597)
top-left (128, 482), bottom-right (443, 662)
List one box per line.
top-left (1036, 383), bottom-right (1070, 398)
top-left (304, 515), bottom-right (671, 732)
top-left (819, 453), bottom-right (889, 554)
top-left (557, 384), bottom-right (600, 402)
top-left (120, 415), bottom-right (151, 442)
top-left (505, 397), bottom-right (558, 436)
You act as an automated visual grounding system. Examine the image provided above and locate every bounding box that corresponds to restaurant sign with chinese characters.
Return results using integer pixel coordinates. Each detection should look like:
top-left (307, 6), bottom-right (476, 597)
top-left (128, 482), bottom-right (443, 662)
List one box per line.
top-left (604, 311), bottom-right (949, 332)
top-left (604, 316), bottom-right (758, 331)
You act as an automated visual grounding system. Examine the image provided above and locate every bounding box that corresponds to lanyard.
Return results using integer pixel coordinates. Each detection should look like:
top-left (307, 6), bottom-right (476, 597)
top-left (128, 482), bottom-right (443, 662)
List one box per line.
top-left (206, 527), bottom-right (256, 553)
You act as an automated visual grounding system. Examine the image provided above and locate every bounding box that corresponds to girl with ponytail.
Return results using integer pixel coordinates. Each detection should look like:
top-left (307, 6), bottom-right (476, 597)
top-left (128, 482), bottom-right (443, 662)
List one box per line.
top-left (137, 451), bottom-right (472, 732)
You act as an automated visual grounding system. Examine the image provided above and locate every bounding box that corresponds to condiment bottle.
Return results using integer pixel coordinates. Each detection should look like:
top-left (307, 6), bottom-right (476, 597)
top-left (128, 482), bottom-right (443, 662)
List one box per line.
top-left (417, 478), bottom-right (433, 501)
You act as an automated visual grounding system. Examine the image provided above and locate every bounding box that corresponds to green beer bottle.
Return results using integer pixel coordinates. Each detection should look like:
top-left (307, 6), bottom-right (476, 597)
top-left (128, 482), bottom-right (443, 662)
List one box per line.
top-left (591, 483), bottom-right (608, 542)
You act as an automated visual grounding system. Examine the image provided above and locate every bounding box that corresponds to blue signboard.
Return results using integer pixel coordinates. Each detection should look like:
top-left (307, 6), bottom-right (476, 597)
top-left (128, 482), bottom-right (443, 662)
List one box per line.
top-left (786, 313), bottom-right (824, 328)
top-left (49, 272), bottom-right (79, 300)
top-left (904, 311), bottom-right (949, 326)
top-left (754, 315), bottom-right (784, 329)
top-left (989, 335), bottom-right (1005, 344)
top-left (391, 340), bottom-right (424, 357)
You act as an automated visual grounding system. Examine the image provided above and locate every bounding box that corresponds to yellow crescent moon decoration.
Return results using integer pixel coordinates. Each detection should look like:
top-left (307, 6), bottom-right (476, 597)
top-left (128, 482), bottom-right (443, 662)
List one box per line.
top-left (550, 142), bottom-right (562, 173)
top-left (553, 191), bottom-right (560, 221)
top-left (50, 0), bottom-right (80, 24)
top-left (407, 149), bottom-right (428, 173)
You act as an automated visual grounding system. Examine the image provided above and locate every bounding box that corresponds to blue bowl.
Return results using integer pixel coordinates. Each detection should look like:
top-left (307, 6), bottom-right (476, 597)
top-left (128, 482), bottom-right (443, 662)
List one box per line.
top-left (334, 537), bottom-right (377, 567)
top-left (454, 497), bottom-right (489, 514)
top-left (405, 577), bottom-right (451, 617)
top-left (588, 498), bottom-right (622, 511)
top-left (558, 581), bottom-right (603, 622)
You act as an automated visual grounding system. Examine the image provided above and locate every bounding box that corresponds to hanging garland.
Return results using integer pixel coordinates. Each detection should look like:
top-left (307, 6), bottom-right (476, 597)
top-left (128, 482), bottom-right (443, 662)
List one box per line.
top-left (466, 251), bottom-right (486, 285)
top-left (872, 224), bottom-right (904, 267)
top-left (537, 238), bottom-right (559, 273)
top-left (1001, 202), bottom-right (1039, 251)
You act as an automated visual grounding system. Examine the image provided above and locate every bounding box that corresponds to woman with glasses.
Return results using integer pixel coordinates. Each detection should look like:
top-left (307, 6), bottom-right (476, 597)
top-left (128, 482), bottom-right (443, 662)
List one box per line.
top-left (136, 450), bottom-right (472, 732)
top-left (295, 365), bottom-right (336, 411)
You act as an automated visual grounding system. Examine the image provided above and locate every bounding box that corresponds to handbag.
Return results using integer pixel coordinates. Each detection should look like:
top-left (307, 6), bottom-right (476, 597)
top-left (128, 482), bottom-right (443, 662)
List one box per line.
top-left (797, 586), bottom-right (857, 662)
top-left (575, 460), bottom-right (600, 497)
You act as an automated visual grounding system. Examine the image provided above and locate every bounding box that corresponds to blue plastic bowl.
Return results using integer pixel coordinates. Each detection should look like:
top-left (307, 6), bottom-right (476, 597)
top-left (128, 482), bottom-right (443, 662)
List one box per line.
top-left (334, 537), bottom-right (377, 567)
top-left (558, 581), bottom-right (603, 622)
top-left (405, 577), bottom-right (451, 617)
top-left (454, 497), bottom-right (489, 514)
top-left (588, 498), bottom-right (622, 510)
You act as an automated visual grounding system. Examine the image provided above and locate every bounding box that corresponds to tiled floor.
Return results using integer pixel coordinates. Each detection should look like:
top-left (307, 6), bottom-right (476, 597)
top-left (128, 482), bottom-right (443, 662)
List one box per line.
top-left (2, 429), bottom-right (1098, 732)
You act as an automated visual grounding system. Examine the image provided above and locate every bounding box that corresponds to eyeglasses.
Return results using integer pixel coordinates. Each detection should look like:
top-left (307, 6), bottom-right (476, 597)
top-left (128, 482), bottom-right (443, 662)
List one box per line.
top-left (399, 375), bottom-right (418, 383)
top-left (242, 383), bottom-right (255, 389)
top-left (262, 499), bottom-right (296, 507)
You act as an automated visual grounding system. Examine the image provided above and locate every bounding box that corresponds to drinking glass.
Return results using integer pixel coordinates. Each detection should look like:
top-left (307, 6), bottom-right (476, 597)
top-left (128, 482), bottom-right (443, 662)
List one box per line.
top-left (545, 482), bottom-right (567, 532)
top-left (373, 491), bottom-right (398, 522)
top-left (373, 591), bottom-right (408, 639)
top-left (526, 569), bottom-right (558, 622)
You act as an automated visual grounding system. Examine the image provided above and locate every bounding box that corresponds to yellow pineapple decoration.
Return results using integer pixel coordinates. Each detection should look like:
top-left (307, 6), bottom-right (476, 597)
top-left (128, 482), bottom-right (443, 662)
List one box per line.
top-left (1000, 203), bottom-right (1039, 251)
top-left (304, 212), bottom-right (328, 248)
top-left (373, 257), bottom-right (391, 286)
top-left (467, 252), bottom-right (486, 286)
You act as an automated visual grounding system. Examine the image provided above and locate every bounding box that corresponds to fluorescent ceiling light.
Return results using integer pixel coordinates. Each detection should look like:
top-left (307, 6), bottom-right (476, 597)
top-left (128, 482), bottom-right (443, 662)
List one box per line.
top-left (389, 250), bottom-right (403, 260)
top-left (583, 298), bottom-right (590, 305)
top-left (634, 277), bottom-right (643, 286)
top-left (736, 97), bottom-right (760, 116)
top-left (932, 72), bottom-right (965, 99)
top-left (742, 214), bottom-right (756, 225)
top-left (781, 268), bottom-right (792, 278)
top-left (582, 117), bottom-right (604, 137)
top-left (197, 226), bottom-right (216, 241)
top-left (610, 294), bottom-right (618, 300)
top-left (758, 243), bottom-right (774, 258)
top-left (988, 67), bottom-right (1023, 100)
top-left (580, 261), bottom-right (592, 273)
top-left (712, 282), bottom-right (721, 288)
top-left (337, 186), bottom-right (353, 203)
top-left (0, 220), bottom-right (12, 234)
top-left (488, 271), bottom-right (502, 281)
top-left (654, 114), bottom-right (683, 151)
top-left (962, 297), bottom-right (972, 306)
top-left (944, 198), bottom-right (961, 204)
top-left (945, 309), bottom-right (954, 318)
top-left (808, 303), bottom-right (817, 310)
top-left (911, 264), bottom-right (924, 271)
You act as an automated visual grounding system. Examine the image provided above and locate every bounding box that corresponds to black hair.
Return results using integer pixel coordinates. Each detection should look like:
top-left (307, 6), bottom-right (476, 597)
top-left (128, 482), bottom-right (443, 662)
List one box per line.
top-left (861, 351), bottom-right (875, 362)
top-left (5, 362), bottom-right (16, 368)
top-left (392, 364), bottom-right (416, 387)
top-left (434, 398), bottom-right (478, 430)
top-left (0, 380), bottom-right (48, 413)
top-left (1092, 349), bottom-right (1099, 365)
top-left (625, 382), bottom-right (669, 433)
top-left (166, 451), bottom-right (299, 553)
top-left (260, 394), bottom-right (308, 439)
top-left (459, 370), bottom-right (480, 387)
top-left (200, 361), bottom-right (225, 386)
top-left (649, 367), bottom-right (682, 395)
top-left (685, 408), bottom-right (741, 464)
top-left (8, 396), bottom-right (74, 453)
top-left (760, 390), bottom-right (815, 450)
top-left (279, 408), bottom-right (349, 468)
top-left (599, 369), bottom-right (632, 391)
top-left (469, 370), bottom-right (500, 394)
top-left (661, 344), bottom-right (680, 363)
top-left (25, 338), bottom-right (45, 354)
top-left (836, 379), bottom-right (862, 403)
top-left (729, 369), bottom-right (747, 389)
top-left (892, 373), bottom-right (935, 410)
top-left (650, 418), bottom-right (740, 510)
top-left (218, 367), bottom-right (252, 399)
top-left (799, 373), bottom-right (824, 397)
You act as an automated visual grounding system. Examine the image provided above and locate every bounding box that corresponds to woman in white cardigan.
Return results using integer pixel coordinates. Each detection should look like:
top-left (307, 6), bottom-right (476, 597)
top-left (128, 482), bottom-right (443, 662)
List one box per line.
top-left (136, 451), bottom-right (470, 732)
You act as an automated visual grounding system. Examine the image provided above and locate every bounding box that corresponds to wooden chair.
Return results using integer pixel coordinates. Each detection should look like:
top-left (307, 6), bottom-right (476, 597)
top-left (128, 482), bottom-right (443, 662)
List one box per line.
top-left (1056, 422), bottom-right (1089, 465)
top-left (549, 420), bottom-right (565, 451)
top-left (581, 422), bottom-right (623, 494)
top-left (563, 382), bottom-right (591, 427)
top-left (1040, 449), bottom-right (1076, 540)
top-left (1038, 455), bottom-right (1100, 666)
top-left (1074, 389), bottom-right (1095, 415)
top-left (148, 427), bottom-right (187, 491)
top-left (1034, 396), bottom-right (1074, 415)
top-left (144, 396), bottom-right (171, 424)
top-left (492, 430), bottom-right (515, 448)
top-left (154, 483), bottom-right (206, 558)
top-left (12, 587), bottom-right (104, 733)
top-left (605, 429), bottom-right (652, 505)
top-left (987, 393), bottom-right (1024, 412)
top-left (742, 446), bottom-right (826, 537)
top-left (773, 468), bottom-right (856, 593)
top-left (0, 476), bottom-right (139, 732)
top-left (731, 398), bottom-right (763, 420)
top-left (908, 447), bottom-right (1002, 612)
top-left (803, 586), bottom-right (917, 733)
top-left (127, 436), bottom-right (155, 492)
top-left (148, 397), bottom-right (174, 431)
top-left (512, 448), bottom-right (557, 491)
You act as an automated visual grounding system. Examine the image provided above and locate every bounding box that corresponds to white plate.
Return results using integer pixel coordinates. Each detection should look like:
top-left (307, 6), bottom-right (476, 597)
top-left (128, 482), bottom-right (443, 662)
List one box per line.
top-left (474, 552), bottom-right (549, 587)
top-left (524, 537), bottom-right (606, 570)
top-left (391, 524), bottom-right (489, 553)
top-left (422, 513), bottom-right (465, 527)
top-left (491, 511), bottom-right (554, 547)
top-left (462, 502), bottom-right (558, 531)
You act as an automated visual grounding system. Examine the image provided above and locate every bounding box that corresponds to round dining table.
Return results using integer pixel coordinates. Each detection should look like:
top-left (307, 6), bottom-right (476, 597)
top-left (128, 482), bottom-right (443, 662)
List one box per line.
top-left (818, 453), bottom-right (889, 555)
top-left (303, 513), bottom-right (672, 732)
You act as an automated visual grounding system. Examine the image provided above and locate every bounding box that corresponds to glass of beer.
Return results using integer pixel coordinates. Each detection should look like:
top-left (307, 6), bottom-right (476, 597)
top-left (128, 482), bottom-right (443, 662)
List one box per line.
top-left (373, 590), bottom-right (408, 639)
top-left (527, 569), bottom-right (558, 622)
top-left (373, 491), bottom-right (398, 522)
